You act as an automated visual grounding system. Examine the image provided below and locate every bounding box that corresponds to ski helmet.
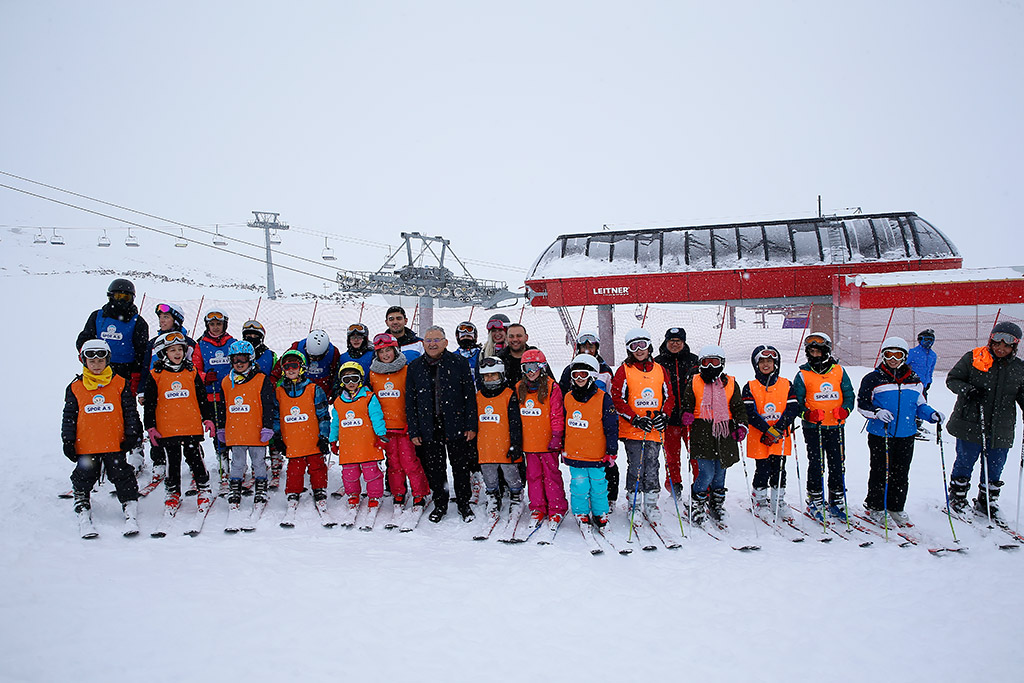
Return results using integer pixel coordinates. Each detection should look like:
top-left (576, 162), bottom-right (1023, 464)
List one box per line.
top-left (478, 356), bottom-right (506, 376)
top-left (107, 278), bottom-right (135, 298)
top-left (624, 328), bottom-right (652, 346)
top-left (991, 321), bottom-right (1022, 347)
top-left (306, 329), bottom-right (330, 357)
top-left (804, 332), bottom-right (832, 352)
top-left (79, 338), bottom-right (111, 364)
top-left (154, 303), bottom-right (185, 327)
top-left (881, 337), bottom-right (909, 355)
top-left (576, 330), bottom-right (600, 349)
top-left (569, 353), bottom-right (600, 383)
top-left (228, 339), bottom-right (255, 362)
top-left (521, 349), bottom-right (547, 366)
top-left (153, 330), bottom-right (190, 361)
top-left (456, 321), bottom-right (478, 340)
top-left (486, 313), bottom-right (510, 331)
top-left (347, 323), bottom-right (369, 340)
top-left (699, 344), bottom-right (725, 361)
top-left (204, 309), bottom-right (229, 331)
top-left (338, 361), bottom-right (364, 386)
top-left (664, 327), bottom-right (687, 343)
top-left (242, 320), bottom-right (266, 344)
top-left (279, 349), bottom-right (307, 373)
top-left (751, 345), bottom-right (780, 373)
top-left (917, 328), bottom-right (935, 343)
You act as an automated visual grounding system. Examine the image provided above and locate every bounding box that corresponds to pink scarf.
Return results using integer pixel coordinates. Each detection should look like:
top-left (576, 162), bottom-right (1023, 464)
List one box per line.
top-left (700, 377), bottom-right (731, 438)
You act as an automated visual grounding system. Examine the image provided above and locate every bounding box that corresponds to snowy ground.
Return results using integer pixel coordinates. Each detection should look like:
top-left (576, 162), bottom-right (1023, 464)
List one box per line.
top-left (2, 258), bottom-right (1023, 682)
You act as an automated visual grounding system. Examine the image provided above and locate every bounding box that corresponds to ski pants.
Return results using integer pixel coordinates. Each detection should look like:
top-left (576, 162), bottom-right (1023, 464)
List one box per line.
top-left (569, 466), bottom-right (609, 517)
top-left (285, 453), bottom-right (328, 495)
top-left (418, 435), bottom-right (476, 509)
top-left (161, 435), bottom-right (210, 493)
top-left (951, 438), bottom-right (1009, 486)
top-left (623, 438), bottom-right (661, 496)
top-left (71, 451), bottom-right (139, 504)
top-left (662, 424), bottom-right (690, 492)
top-left (864, 434), bottom-right (915, 512)
top-left (149, 442), bottom-right (166, 467)
top-left (690, 458), bottom-right (727, 495)
top-left (342, 461), bottom-right (385, 499)
top-left (481, 462), bottom-right (523, 495)
top-left (525, 452), bottom-right (568, 516)
top-left (384, 432), bottom-right (430, 500)
top-left (752, 455), bottom-right (787, 490)
top-left (802, 425), bottom-right (846, 501)
top-left (229, 445), bottom-right (268, 481)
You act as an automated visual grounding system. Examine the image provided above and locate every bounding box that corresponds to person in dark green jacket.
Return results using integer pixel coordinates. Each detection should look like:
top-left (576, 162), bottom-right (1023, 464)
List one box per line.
top-left (945, 322), bottom-right (1024, 520)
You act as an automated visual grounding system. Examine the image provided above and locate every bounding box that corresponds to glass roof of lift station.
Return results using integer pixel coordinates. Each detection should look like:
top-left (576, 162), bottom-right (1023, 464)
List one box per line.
top-left (526, 212), bottom-right (961, 280)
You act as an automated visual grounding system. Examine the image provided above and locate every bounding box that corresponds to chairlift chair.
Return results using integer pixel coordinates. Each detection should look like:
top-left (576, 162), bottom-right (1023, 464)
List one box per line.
top-left (49, 229), bottom-right (65, 245)
top-left (213, 224), bottom-right (228, 246)
top-left (321, 237), bottom-right (336, 261)
top-left (175, 228), bottom-right (188, 248)
top-left (125, 229), bottom-right (140, 247)
top-left (270, 230), bottom-right (282, 245)
top-left (33, 229), bottom-right (47, 244)
top-left (97, 230), bottom-right (111, 247)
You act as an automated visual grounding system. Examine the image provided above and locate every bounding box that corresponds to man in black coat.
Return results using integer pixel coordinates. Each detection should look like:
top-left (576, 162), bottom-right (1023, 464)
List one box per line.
top-left (405, 325), bottom-right (478, 523)
top-left (946, 321), bottom-right (1024, 519)
top-left (654, 327), bottom-right (699, 497)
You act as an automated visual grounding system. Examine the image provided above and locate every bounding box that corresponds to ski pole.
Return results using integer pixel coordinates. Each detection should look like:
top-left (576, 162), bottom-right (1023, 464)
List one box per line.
top-left (667, 428), bottom-right (686, 538)
top-left (770, 432), bottom-right (788, 528)
top-left (980, 406), bottom-right (994, 526)
top-left (839, 424), bottom-right (851, 532)
top-left (792, 426), bottom-right (804, 525)
top-left (817, 424), bottom-right (827, 532)
top-left (1017, 426), bottom-right (1024, 534)
top-left (936, 423), bottom-right (959, 544)
top-left (738, 439), bottom-right (760, 539)
top-left (883, 433), bottom-right (890, 542)
top-left (682, 427), bottom-right (693, 538)
top-left (627, 427), bottom-right (648, 542)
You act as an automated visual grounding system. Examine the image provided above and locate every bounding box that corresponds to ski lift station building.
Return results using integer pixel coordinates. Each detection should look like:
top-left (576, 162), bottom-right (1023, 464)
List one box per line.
top-left (523, 211), bottom-right (1006, 363)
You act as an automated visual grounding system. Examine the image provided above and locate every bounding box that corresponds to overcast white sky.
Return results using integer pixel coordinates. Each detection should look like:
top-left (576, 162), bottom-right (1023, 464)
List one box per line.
top-left (2, 1), bottom-right (1022, 290)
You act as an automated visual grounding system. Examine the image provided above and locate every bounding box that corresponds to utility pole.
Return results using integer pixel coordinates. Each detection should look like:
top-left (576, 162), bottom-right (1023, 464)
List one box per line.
top-left (247, 211), bottom-right (289, 300)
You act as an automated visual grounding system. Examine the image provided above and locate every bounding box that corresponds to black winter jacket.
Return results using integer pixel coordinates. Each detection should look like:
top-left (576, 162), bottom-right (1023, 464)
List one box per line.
top-left (405, 350), bottom-right (478, 442)
top-left (946, 347), bottom-right (1024, 448)
top-left (655, 342), bottom-right (699, 425)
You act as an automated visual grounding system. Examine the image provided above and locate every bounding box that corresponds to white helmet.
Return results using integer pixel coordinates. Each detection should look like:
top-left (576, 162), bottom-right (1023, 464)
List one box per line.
top-left (881, 336), bottom-right (909, 355)
top-left (569, 353), bottom-right (600, 375)
top-left (153, 331), bottom-right (190, 361)
top-left (624, 328), bottom-right (652, 346)
top-left (306, 329), bottom-right (330, 357)
top-left (79, 338), bottom-right (111, 364)
top-left (699, 344), bottom-right (725, 361)
top-left (576, 330), bottom-right (600, 346)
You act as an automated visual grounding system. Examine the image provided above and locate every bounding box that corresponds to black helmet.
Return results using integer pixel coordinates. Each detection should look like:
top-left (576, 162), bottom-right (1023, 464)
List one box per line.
top-left (107, 278), bottom-right (135, 297)
top-left (917, 328), bottom-right (935, 342)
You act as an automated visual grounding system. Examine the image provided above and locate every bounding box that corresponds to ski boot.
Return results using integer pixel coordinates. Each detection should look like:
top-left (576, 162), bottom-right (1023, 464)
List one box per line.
top-left (643, 491), bottom-right (661, 522)
top-left (975, 480), bottom-right (1004, 522)
top-left (576, 513), bottom-right (591, 526)
top-left (485, 491), bottom-right (501, 519)
top-left (889, 510), bottom-right (912, 527)
top-left (428, 503), bottom-right (447, 523)
top-left (74, 490), bottom-right (98, 538)
top-left (548, 512), bottom-right (563, 531)
top-left (752, 487), bottom-right (770, 513)
top-left (280, 492), bottom-right (300, 528)
top-left (863, 506), bottom-right (888, 527)
top-left (949, 477), bottom-right (970, 515)
top-left (469, 471), bottom-right (485, 505)
top-left (769, 487), bottom-right (793, 520)
top-left (593, 513), bottom-right (609, 529)
top-left (688, 491), bottom-right (709, 526)
top-left (708, 487), bottom-right (729, 524)
top-left (806, 492), bottom-right (826, 523)
top-left (457, 501), bottom-right (475, 523)
top-left (122, 500), bottom-right (140, 536)
top-left (196, 483), bottom-right (214, 510)
top-left (228, 479), bottom-right (243, 508)
top-left (347, 494), bottom-right (361, 510)
top-left (253, 478), bottom-right (268, 505)
top-left (827, 490), bottom-right (850, 524)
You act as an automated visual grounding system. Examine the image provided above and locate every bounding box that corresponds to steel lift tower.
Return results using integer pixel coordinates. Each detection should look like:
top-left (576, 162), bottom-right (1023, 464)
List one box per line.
top-left (248, 211), bottom-right (289, 299)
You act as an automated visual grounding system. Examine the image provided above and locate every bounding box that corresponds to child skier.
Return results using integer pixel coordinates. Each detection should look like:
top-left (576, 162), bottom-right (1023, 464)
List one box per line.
top-left (475, 356), bottom-right (525, 518)
top-left (274, 350), bottom-right (332, 526)
top-left (62, 339), bottom-right (143, 538)
top-left (742, 345), bottom-right (800, 520)
top-left (338, 323), bottom-right (374, 378)
top-left (192, 309), bottom-right (236, 494)
top-left (857, 337), bottom-right (943, 526)
top-left (329, 362), bottom-right (388, 523)
top-left (793, 332), bottom-right (855, 523)
top-left (680, 345), bottom-right (747, 526)
top-left (144, 331), bottom-right (217, 517)
top-left (241, 319), bottom-right (283, 486)
top-left (517, 349), bottom-right (568, 531)
top-left (562, 354), bottom-right (618, 528)
top-left (368, 333), bottom-right (431, 520)
top-left (218, 340), bottom-right (277, 531)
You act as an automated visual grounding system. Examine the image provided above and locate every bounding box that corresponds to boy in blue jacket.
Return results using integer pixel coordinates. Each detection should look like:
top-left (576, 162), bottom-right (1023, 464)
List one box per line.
top-left (857, 337), bottom-right (943, 527)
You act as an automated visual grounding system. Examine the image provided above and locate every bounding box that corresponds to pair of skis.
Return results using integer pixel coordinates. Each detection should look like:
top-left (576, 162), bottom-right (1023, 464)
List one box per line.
top-left (224, 500), bottom-right (268, 533)
top-left (151, 494), bottom-right (215, 537)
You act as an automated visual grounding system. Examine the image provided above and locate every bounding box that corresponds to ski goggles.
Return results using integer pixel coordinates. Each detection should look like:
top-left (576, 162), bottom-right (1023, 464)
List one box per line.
top-left (242, 320), bottom-right (265, 332)
top-left (155, 303), bottom-right (175, 315)
top-left (805, 335), bottom-right (829, 347)
top-left (163, 331), bottom-right (187, 345)
top-left (347, 323), bottom-right (368, 335)
top-left (479, 357), bottom-right (503, 371)
top-left (231, 355), bottom-right (251, 365)
top-left (456, 323), bottom-right (477, 338)
top-left (570, 369), bottom-right (593, 381)
top-left (82, 348), bottom-right (110, 359)
top-left (109, 291), bottom-right (133, 302)
top-left (882, 349), bottom-right (907, 361)
top-left (205, 311), bottom-right (227, 322)
top-left (700, 357), bottom-right (723, 368)
top-left (755, 348), bottom-right (780, 362)
top-left (626, 339), bottom-right (651, 353)
top-left (521, 362), bottom-right (542, 375)
top-left (991, 332), bottom-right (1020, 345)
top-left (486, 319), bottom-right (507, 331)
top-left (281, 360), bottom-right (303, 371)
top-left (340, 374), bottom-right (362, 385)
top-left (373, 333), bottom-right (398, 349)
top-left (577, 334), bottom-right (599, 346)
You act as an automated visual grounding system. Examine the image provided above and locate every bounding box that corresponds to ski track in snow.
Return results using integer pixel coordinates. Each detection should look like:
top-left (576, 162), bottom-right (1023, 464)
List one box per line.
top-left (2, 249), bottom-right (1023, 682)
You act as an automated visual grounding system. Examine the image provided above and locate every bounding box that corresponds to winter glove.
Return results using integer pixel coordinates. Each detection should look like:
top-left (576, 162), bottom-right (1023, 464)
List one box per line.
top-left (604, 452), bottom-right (617, 465)
top-left (147, 427), bottom-right (162, 447)
top-left (330, 442), bottom-right (340, 456)
top-left (374, 436), bottom-right (390, 450)
top-left (631, 415), bottom-right (654, 432)
top-left (509, 449), bottom-right (524, 464)
top-left (317, 436), bottom-right (330, 454)
top-left (804, 409), bottom-right (824, 424)
top-left (833, 407), bottom-right (850, 421)
top-left (205, 370), bottom-right (219, 385)
top-left (731, 424), bottom-right (748, 442)
top-left (929, 410), bottom-right (944, 424)
top-left (203, 420), bottom-right (216, 439)
top-left (63, 442), bottom-right (78, 462)
top-left (962, 385), bottom-right (985, 400)
top-left (547, 434), bottom-right (563, 451)
top-left (874, 409), bottom-right (895, 424)
top-left (760, 431), bottom-right (779, 446)
top-left (680, 412), bottom-right (696, 427)
top-left (216, 428), bottom-right (226, 443)
top-left (129, 372), bottom-right (142, 395)
top-left (651, 412), bottom-right (668, 431)
top-left (259, 428), bottom-right (274, 443)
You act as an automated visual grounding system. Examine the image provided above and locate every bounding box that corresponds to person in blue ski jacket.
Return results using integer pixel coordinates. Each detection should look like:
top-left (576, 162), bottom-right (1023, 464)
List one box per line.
top-left (338, 323), bottom-right (374, 378)
top-left (241, 320), bottom-right (277, 376)
top-left (454, 321), bottom-right (482, 378)
top-left (76, 278), bottom-right (150, 394)
top-left (906, 329), bottom-right (937, 397)
top-left (857, 337), bottom-right (942, 527)
top-left (272, 329), bottom-right (342, 401)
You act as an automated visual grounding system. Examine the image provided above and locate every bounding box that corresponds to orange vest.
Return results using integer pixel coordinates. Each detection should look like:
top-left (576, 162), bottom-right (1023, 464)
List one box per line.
top-left (476, 389), bottom-right (513, 464)
top-left (520, 378), bottom-right (554, 453)
top-left (333, 393), bottom-right (383, 464)
top-left (369, 367), bottom-right (408, 430)
top-left (221, 375), bottom-right (265, 446)
top-left (564, 390), bottom-right (607, 463)
top-left (745, 378), bottom-right (793, 460)
top-left (801, 365), bottom-right (845, 426)
top-left (277, 383), bottom-right (321, 459)
top-left (618, 363), bottom-right (667, 443)
top-left (71, 374), bottom-right (126, 455)
top-left (154, 368), bottom-right (203, 437)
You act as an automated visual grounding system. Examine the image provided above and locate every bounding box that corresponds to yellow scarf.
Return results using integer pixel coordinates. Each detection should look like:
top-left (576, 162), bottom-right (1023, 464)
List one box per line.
top-left (82, 365), bottom-right (114, 391)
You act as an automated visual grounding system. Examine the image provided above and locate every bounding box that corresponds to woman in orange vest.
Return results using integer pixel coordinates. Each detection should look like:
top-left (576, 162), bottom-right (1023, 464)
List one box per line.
top-left (517, 349), bottom-right (568, 531)
top-left (143, 331), bottom-right (216, 512)
top-left (563, 354), bottom-right (618, 528)
top-left (329, 362), bottom-right (388, 514)
top-left (218, 339), bottom-right (277, 529)
top-left (274, 350), bottom-right (332, 523)
top-left (475, 356), bottom-right (525, 517)
top-left (742, 345), bottom-right (800, 521)
top-left (62, 339), bottom-right (143, 538)
top-left (679, 345), bottom-right (748, 527)
top-left (369, 333), bottom-right (430, 515)
top-left (610, 328), bottom-right (674, 521)
top-left (792, 333), bottom-right (855, 523)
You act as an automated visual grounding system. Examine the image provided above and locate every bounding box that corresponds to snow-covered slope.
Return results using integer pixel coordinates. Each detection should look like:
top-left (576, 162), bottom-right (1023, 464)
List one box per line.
top-left (1, 242), bottom-right (1021, 683)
